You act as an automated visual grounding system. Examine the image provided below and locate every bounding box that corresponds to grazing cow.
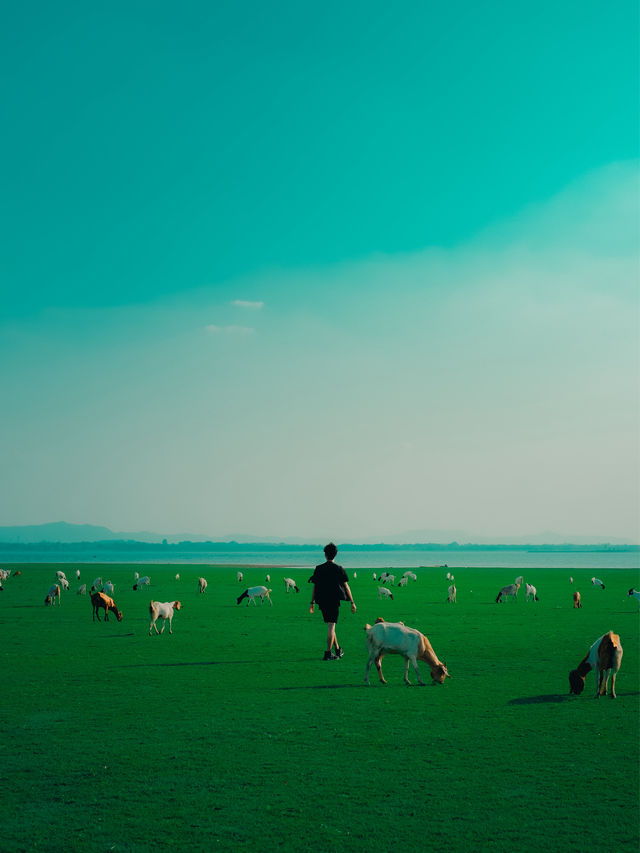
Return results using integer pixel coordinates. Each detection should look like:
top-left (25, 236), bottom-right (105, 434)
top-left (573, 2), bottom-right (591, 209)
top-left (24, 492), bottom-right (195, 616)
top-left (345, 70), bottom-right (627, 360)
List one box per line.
top-left (569, 631), bottom-right (623, 698)
top-left (198, 577), bottom-right (208, 594)
top-left (237, 586), bottom-right (273, 606)
top-left (45, 584), bottom-right (61, 606)
top-left (133, 576), bottom-right (150, 591)
top-left (77, 584), bottom-right (87, 595)
top-left (447, 584), bottom-right (456, 603)
top-left (364, 620), bottom-right (450, 686)
top-left (591, 577), bottom-right (605, 590)
top-left (403, 572), bottom-right (417, 582)
top-left (397, 577), bottom-right (408, 588)
top-left (284, 578), bottom-right (300, 593)
top-left (380, 572), bottom-right (395, 586)
top-left (573, 591), bottom-right (582, 609)
top-left (90, 577), bottom-right (103, 593)
top-left (149, 600), bottom-right (182, 635)
top-left (91, 591), bottom-right (123, 622)
top-left (378, 587), bottom-right (394, 600)
top-left (496, 582), bottom-right (520, 603)
top-left (525, 583), bottom-right (539, 602)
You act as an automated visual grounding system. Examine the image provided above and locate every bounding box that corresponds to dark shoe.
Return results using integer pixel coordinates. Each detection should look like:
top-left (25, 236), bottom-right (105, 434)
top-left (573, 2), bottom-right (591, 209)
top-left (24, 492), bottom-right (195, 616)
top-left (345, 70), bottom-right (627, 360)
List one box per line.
top-left (323, 651), bottom-right (338, 660)
top-left (334, 646), bottom-right (344, 658)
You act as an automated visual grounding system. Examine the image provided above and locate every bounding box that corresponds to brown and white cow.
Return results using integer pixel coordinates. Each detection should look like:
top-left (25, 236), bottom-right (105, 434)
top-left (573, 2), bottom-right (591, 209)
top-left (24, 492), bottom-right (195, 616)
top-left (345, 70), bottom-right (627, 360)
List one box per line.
top-left (569, 631), bottom-right (623, 698)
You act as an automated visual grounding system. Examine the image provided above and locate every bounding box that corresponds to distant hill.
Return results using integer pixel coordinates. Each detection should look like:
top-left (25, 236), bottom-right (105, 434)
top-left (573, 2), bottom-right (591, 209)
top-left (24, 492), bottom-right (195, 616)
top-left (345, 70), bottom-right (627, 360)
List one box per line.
top-left (0, 521), bottom-right (636, 548)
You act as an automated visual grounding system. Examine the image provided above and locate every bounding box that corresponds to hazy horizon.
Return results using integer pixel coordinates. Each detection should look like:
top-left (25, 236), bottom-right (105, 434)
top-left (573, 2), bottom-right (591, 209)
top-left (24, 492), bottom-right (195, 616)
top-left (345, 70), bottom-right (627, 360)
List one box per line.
top-left (2, 3), bottom-right (638, 545)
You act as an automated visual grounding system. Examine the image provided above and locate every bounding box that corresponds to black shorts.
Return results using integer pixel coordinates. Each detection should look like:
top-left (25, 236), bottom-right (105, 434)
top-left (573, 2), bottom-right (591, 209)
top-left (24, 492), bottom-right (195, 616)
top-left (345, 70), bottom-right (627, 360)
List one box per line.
top-left (319, 601), bottom-right (339, 623)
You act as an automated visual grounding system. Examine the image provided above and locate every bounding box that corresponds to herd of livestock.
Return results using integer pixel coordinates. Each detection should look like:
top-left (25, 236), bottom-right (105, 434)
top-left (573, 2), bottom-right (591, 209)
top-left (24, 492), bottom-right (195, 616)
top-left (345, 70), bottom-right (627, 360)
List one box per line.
top-left (0, 565), bottom-right (638, 695)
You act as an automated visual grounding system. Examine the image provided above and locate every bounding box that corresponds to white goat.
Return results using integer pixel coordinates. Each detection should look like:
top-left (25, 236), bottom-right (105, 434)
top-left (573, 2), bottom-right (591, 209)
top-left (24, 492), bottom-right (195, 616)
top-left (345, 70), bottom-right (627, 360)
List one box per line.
top-left (45, 584), bottom-right (61, 606)
top-left (76, 569), bottom-right (81, 580)
top-left (198, 577), bottom-right (208, 594)
top-left (237, 586), bottom-right (273, 606)
top-left (569, 631), bottom-right (623, 698)
top-left (58, 577), bottom-right (70, 591)
top-left (103, 581), bottom-right (114, 595)
top-left (447, 584), bottom-right (456, 603)
top-left (149, 600), bottom-right (182, 635)
top-left (496, 581), bottom-right (520, 603)
top-left (397, 577), bottom-right (408, 588)
top-left (380, 572), bottom-right (395, 586)
top-left (77, 584), bottom-right (87, 595)
top-left (284, 577), bottom-right (300, 593)
top-left (56, 570), bottom-right (68, 583)
top-left (591, 577), bottom-right (605, 590)
top-left (364, 620), bottom-right (450, 686)
top-left (90, 577), bottom-right (103, 593)
top-left (378, 587), bottom-right (394, 600)
top-left (133, 576), bottom-right (150, 591)
top-left (525, 583), bottom-right (539, 602)
top-left (265, 574), bottom-right (270, 583)
top-left (402, 572), bottom-right (417, 582)
top-left (237, 571), bottom-right (243, 583)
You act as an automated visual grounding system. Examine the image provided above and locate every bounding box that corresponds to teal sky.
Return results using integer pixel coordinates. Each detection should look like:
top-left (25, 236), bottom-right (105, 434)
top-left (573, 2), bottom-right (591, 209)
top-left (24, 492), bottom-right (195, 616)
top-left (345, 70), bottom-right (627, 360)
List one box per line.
top-left (2, 2), bottom-right (639, 542)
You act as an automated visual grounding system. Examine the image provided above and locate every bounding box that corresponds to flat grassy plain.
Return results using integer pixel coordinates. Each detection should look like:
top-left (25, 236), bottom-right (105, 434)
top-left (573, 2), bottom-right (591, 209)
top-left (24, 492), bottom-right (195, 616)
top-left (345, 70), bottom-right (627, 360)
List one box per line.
top-left (1, 563), bottom-right (638, 853)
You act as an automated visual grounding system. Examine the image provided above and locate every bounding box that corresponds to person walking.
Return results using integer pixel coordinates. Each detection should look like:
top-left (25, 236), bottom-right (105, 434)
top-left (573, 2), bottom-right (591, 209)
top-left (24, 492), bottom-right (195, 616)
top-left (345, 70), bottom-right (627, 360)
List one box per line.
top-left (309, 542), bottom-right (356, 660)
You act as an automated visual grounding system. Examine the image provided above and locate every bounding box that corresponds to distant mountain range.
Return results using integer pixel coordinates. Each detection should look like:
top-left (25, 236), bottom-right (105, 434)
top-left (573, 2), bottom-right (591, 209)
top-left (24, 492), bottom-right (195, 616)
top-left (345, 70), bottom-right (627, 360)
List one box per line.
top-left (0, 521), bottom-right (636, 548)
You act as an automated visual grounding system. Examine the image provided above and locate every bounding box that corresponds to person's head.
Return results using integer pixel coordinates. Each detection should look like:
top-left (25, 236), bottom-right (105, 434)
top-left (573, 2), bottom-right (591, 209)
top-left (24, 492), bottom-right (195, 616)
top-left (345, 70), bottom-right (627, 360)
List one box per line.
top-left (324, 542), bottom-right (338, 561)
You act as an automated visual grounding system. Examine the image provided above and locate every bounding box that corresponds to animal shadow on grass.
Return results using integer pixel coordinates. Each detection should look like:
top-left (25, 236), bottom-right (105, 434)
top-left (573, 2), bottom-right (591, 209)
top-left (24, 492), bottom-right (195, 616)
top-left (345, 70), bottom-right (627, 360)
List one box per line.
top-left (117, 660), bottom-right (255, 668)
top-left (508, 694), bottom-right (569, 705)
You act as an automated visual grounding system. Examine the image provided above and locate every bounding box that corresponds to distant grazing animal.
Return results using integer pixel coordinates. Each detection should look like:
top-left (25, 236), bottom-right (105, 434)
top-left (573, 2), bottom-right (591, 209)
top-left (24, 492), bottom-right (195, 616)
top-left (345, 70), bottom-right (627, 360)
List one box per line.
top-left (90, 577), bottom-right (103, 594)
top-left (91, 591), bottom-right (123, 622)
top-left (378, 587), bottom-right (394, 600)
top-left (0, 569), bottom-right (10, 581)
top-left (237, 586), bottom-right (273, 606)
top-left (149, 600), bottom-right (182, 635)
top-left (403, 572), bottom-right (417, 582)
top-left (198, 577), bottom-right (208, 594)
top-left (364, 620), bottom-right (450, 686)
top-left (353, 572), bottom-right (357, 580)
top-left (133, 576), bottom-right (150, 591)
top-left (569, 631), bottom-right (623, 698)
top-left (573, 591), bottom-right (582, 609)
top-left (380, 572), bottom-right (395, 586)
top-left (569, 577), bottom-right (573, 584)
top-left (56, 571), bottom-right (68, 583)
top-left (628, 589), bottom-right (640, 605)
top-left (103, 581), bottom-right (114, 595)
top-left (397, 577), bottom-right (408, 587)
top-left (372, 573), bottom-right (377, 581)
top-left (447, 584), bottom-right (456, 603)
top-left (45, 584), bottom-right (61, 606)
top-left (76, 569), bottom-right (81, 579)
top-left (525, 583), bottom-right (539, 602)
top-left (515, 576), bottom-right (523, 587)
top-left (496, 581), bottom-right (520, 603)
top-left (237, 572), bottom-right (243, 583)
top-left (58, 577), bottom-right (70, 591)
top-left (591, 577), bottom-right (605, 590)
top-left (175, 573), bottom-right (180, 581)
top-left (284, 577), bottom-right (300, 593)
top-left (77, 584), bottom-right (87, 595)
top-left (265, 574), bottom-right (270, 583)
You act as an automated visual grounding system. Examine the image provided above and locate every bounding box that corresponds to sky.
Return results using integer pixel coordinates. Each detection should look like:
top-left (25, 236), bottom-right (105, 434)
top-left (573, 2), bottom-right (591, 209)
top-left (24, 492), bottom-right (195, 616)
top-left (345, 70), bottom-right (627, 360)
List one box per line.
top-left (1, 1), bottom-right (639, 543)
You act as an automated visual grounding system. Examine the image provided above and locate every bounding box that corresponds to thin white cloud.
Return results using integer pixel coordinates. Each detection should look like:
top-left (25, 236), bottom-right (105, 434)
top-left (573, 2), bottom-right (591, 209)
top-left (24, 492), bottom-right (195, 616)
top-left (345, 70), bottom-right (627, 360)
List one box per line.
top-left (231, 299), bottom-right (264, 310)
top-left (204, 324), bottom-right (255, 335)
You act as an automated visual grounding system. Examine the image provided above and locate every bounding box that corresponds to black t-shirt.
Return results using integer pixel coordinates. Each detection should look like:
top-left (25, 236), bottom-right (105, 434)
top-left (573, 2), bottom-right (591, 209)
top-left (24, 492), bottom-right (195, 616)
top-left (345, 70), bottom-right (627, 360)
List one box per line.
top-left (309, 561), bottom-right (349, 606)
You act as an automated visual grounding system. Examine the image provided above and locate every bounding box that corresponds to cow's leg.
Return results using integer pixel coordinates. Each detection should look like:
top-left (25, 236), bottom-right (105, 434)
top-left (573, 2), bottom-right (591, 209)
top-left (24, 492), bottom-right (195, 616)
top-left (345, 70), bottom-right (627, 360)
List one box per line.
top-left (375, 654), bottom-right (386, 684)
top-left (610, 670), bottom-right (617, 698)
top-left (168, 618), bottom-right (173, 634)
top-left (403, 658), bottom-right (412, 686)
top-left (409, 655), bottom-right (425, 685)
top-left (365, 655), bottom-right (373, 685)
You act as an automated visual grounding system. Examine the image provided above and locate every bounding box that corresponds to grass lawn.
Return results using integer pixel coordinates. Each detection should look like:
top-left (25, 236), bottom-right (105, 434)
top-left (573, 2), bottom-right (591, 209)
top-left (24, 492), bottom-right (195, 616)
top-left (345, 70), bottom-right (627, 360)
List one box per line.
top-left (1, 563), bottom-right (638, 852)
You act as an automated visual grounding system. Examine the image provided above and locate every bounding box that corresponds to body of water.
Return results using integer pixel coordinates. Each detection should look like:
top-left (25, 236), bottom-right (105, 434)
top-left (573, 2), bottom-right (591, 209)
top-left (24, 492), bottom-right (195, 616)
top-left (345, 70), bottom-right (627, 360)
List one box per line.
top-left (0, 545), bottom-right (638, 571)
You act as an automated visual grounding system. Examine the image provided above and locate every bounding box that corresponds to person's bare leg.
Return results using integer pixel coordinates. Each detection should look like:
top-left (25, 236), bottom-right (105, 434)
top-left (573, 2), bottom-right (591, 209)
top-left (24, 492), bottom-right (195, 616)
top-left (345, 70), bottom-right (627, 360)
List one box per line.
top-left (326, 622), bottom-right (337, 651)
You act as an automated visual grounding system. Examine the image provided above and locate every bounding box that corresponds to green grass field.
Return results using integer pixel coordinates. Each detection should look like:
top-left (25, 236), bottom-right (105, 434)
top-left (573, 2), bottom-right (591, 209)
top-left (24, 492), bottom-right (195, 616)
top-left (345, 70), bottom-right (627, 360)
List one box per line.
top-left (1, 563), bottom-right (638, 853)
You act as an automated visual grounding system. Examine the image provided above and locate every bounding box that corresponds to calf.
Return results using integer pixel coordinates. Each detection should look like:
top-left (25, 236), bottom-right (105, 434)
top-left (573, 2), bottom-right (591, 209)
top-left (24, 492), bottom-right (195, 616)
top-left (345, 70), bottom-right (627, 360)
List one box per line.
top-left (237, 586), bottom-right (273, 606)
top-left (45, 584), bottom-right (61, 606)
top-left (569, 631), bottom-right (623, 698)
top-left (364, 620), bottom-right (450, 686)
top-left (149, 600), bottom-right (182, 635)
top-left (573, 591), bottom-right (582, 609)
top-left (91, 591), bottom-right (123, 622)
top-left (284, 577), bottom-right (300, 593)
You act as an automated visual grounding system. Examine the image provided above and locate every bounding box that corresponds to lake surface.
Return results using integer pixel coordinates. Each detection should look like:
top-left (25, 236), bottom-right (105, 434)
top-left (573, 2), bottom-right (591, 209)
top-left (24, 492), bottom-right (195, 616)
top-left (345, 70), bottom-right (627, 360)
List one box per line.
top-left (1, 545), bottom-right (638, 570)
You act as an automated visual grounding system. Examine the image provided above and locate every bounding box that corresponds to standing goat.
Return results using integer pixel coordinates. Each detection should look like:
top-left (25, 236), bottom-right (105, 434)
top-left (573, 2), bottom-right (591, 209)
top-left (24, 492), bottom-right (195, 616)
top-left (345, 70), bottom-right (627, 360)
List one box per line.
top-left (364, 620), bottom-right (450, 686)
top-left (91, 592), bottom-right (123, 622)
top-left (496, 581), bottom-right (520, 603)
top-left (45, 584), bottom-right (61, 606)
top-left (569, 631), bottom-right (623, 698)
top-left (149, 600), bottom-right (181, 635)
top-left (284, 577), bottom-right (300, 593)
top-left (525, 583), bottom-right (539, 602)
top-left (237, 586), bottom-right (273, 606)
